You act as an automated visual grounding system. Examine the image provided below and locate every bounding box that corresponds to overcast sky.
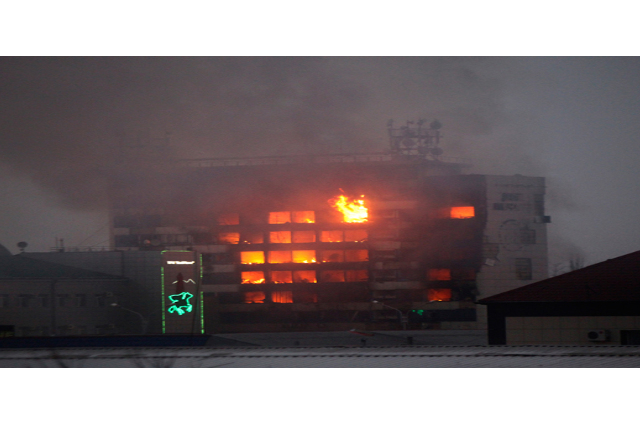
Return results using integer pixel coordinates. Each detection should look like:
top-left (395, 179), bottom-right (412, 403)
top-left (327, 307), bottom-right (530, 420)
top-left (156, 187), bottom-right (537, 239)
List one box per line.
top-left (1, 56), bottom-right (639, 269)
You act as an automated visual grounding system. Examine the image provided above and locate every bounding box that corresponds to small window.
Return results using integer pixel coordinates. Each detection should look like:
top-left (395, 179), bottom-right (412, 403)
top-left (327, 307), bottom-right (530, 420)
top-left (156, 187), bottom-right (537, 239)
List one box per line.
top-left (271, 291), bottom-right (293, 303)
top-left (271, 271), bottom-right (293, 284)
top-left (344, 229), bottom-right (368, 242)
top-left (346, 270), bottom-right (368, 282)
top-left (75, 294), bottom-right (87, 307)
top-left (428, 269), bottom-right (451, 281)
top-left (321, 250), bottom-right (344, 263)
top-left (345, 249), bottom-right (369, 262)
top-left (241, 232), bottom-right (264, 244)
top-left (241, 251), bottom-right (265, 264)
top-left (320, 270), bottom-right (345, 282)
top-left (292, 250), bottom-right (316, 263)
top-left (292, 211), bottom-right (315, 223)
top-left (217, 213), bottom-right (240, 225)
top-left (450, 206), bottom-right (475, 219)
top-left (218, 232), bottom-right (240, 244)
top-left (269, 211), bottom-right (291, 224)
top-left (321, 230), bottom-right (344, 242)
top-left (292, 231), bottom-right (316, 243)
top-left (268, 251), bottom-right (292, 263)
top-left (270, 231), bottom-right (292, 244)
top-left (428, 288), bottom-right (452, 302)
top-left (243, 291), bottom-right (265, 303)
top-left (241, 271), bottom-right (265, 284)
top-left (515, 258), bottom-right (532, 280)
top-left (293, 270), bottom-right (317, 283)
top-left (501, 193), bottom-right (521, 202)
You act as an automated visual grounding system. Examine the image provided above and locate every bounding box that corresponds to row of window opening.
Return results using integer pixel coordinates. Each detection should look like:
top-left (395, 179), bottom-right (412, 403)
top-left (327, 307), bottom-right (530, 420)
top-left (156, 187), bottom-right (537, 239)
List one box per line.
top-left (241, 249), bottom-right (369, 264)
top-left (241, 269), bottom-right (369, 284)
top-left (218, 229), bottom-right (368, 245)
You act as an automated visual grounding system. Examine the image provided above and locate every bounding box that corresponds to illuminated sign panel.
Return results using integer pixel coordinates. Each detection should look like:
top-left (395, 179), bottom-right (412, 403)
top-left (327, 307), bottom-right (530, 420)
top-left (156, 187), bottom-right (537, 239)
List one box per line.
top-left (161, 251), bottom-right (204, 334)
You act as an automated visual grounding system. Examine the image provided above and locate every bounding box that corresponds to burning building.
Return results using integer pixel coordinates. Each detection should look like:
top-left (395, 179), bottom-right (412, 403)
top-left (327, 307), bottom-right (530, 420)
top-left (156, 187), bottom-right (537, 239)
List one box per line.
top-left (108, 121), bottom-right (549, 333)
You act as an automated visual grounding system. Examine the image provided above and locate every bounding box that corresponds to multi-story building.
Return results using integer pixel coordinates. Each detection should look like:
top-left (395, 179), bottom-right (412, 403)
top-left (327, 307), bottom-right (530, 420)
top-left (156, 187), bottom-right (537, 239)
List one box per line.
top-left (105, 122), bottom-right (550, 333)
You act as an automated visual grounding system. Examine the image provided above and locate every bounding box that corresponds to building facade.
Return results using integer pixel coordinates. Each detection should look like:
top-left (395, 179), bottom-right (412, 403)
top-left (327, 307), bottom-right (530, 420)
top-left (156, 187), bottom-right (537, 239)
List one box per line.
top-left (106, 149), bottom-right (549, 333)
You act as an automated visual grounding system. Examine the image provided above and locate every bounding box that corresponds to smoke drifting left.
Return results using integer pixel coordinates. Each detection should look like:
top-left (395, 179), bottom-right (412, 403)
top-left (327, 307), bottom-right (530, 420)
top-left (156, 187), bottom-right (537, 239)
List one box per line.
top-left (0, 57), bottom-right (376, 211)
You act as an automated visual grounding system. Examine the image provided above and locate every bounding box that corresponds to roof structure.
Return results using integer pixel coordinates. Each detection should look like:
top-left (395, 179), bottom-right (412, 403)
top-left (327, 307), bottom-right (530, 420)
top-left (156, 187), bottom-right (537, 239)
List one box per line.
top-left (478, 250), bottom-right (640, 303)
top-left (0, 255), bottom-right (125, 280)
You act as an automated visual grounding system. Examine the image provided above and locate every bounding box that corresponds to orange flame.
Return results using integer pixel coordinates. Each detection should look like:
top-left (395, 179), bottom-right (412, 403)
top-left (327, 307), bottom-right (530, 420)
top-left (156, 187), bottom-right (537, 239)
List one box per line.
top-left (329, 190), bottom-right (368, 223)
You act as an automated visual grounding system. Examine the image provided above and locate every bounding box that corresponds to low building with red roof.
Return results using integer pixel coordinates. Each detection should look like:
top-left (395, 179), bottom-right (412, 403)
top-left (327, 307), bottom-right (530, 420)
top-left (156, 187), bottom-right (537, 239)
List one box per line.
top-left (478, 250), bottom-right (640, 345)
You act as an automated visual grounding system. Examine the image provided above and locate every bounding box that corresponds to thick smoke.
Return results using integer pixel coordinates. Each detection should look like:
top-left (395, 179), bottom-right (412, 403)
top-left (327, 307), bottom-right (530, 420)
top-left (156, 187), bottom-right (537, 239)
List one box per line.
top-left (0, 57), bottom-right (529, 211)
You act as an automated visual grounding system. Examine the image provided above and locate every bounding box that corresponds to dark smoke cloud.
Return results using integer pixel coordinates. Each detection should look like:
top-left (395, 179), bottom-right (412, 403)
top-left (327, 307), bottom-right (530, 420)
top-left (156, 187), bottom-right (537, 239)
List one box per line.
top-left (0, 57), bottom-right (512, 211)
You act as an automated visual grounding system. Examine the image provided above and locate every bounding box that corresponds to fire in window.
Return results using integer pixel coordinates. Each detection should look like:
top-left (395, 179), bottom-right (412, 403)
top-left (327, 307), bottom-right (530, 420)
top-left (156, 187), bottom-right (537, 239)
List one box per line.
top-left (428, 268), bottom-right (451, 281)
top-left (241, 271), bottom-right (266, 284)
top-left (218, 232), bottom-right (240, 244)
top-left (293, 270), bottom-right (317, 283)
top-left (271, 291), bottom-right (293, 303)
top-left (242, 232), bottom-right (264, 244)
top-left (321, 230), bottom-right (344, 242)
top-left (292, 231), bottom-right (316, 243)
top-left (243, 291), bottom-right (265, 303)
top-left (320, 270), bottom-right (345, 282)
top-left (293, 250), bottom-right (316, 263)
top-left (428, 288), bottom-right (452, 302)
top-left (345, 229), bottom-right (368, 242)
top-left (268, 251), bottom-right (292, 263)
top-left (271, 271), bottom-right (293, 284)
top-left (345, 249), bottom-right (369, 262)
top-left (346, 270), bottom-right (368, 282)
top-left (450, 206), bottom-right (475, 219)
top-left (293, 211), bottom-right (315, 223)
top-left (321, 250), bottom-right (344, 262)
top-left (241, 251), bottom-right (265, 264)
top-left (269, 211), bottom-right (291, 224)
top-left (270, 231), bottom-right (292, 243)
top-left (217, 213), bottom-right (240, 225)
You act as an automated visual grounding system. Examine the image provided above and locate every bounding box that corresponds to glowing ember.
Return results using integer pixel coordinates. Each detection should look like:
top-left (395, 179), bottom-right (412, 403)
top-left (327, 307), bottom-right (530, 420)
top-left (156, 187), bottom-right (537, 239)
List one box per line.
top-left (328, 190), bottom-right (368, 223)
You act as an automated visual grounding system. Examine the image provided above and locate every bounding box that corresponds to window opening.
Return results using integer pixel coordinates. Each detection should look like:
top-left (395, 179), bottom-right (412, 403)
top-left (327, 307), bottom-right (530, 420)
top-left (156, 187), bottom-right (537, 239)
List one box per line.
top-left (320, 270), bottom-right (345, 282)
top-left (241, 271), bottom-right (265, 284)
top-left (450, 206), bottom-right (475, 219)
top-left (293, 270), bottom-right (317, 283)
top-left (345, 249), bottom-right (369, 262)
top-left (218, 232), bottom-right (240, 244)
top-left (428, 288), bottom-right (452, 301)
top-left (272, 291), bottom-right (293, 303)
top-left (293, 211), bottom-right (315, 223)
top-left (270, 231), bottom-right (292, 243)
top-left (321, 230), bottom-right (344, 242)
top-left (244, 291), bottom-right (265, 303)
top-left (241, 251), bottom-right (265, 264)
top-left (269, 211), bottom-right (291, 224)
top-left (428, 269), bottom-right (451, 281)
top-left (293, 250), bottom-right (316, 263)
top-left (271, 271), bottom-right (293, 284)
top-left (268, 251), bottom-right (292, 263)
top-left (345, 229), bottom-right (368, 242)
top-left (217, 213), bottom-right (240, 225)
top-left (321, 250), bottom-right (344, 262)
top-left (292, 231), bottom-right (316, 243)
top-left (242, 232), bottom-right (264, 244)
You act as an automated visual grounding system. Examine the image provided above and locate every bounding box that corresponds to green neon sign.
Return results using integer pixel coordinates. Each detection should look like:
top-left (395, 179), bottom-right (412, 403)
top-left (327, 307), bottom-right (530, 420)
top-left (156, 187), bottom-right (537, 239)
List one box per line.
top-left (167, 292), bottom-right (194, 315)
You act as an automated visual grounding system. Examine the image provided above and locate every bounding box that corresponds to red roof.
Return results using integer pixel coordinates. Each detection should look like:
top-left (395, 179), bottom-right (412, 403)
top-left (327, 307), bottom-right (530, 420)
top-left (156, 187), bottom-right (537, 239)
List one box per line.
top-left (478, 250), bottom-right (640, 303)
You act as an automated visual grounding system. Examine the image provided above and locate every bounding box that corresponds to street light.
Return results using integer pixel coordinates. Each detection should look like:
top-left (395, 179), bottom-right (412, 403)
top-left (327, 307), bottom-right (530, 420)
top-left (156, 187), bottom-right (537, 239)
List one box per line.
top-left (111, 303), bottom-right (149, 334)
top-left (372, 300), bottom-right (408, 330)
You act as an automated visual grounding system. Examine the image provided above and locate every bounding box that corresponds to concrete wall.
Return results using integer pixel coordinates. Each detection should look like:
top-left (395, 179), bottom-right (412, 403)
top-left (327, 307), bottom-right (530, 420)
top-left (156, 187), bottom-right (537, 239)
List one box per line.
top-left (505, 315), bottom-right (640, 345)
